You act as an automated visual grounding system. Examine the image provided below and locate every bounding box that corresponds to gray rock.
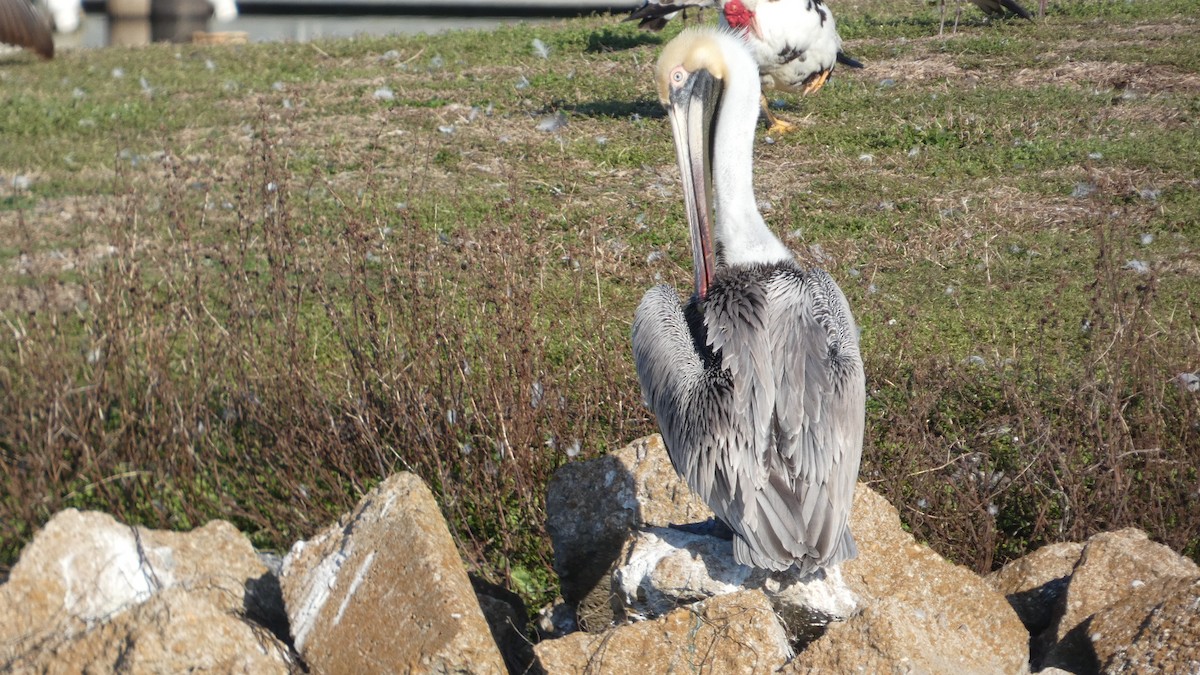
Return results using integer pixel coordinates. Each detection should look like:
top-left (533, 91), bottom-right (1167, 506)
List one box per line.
top-left (0, 510), bottom-right (294, 672)
top-left (1091, 574), bottom-right (1200, 673)
top-left (280, 472), bottom-right (506, 674)
top-left (534, 590), bottom-right (790, 674)
top-left (1040, 528), bottom-right (1199, 672)
top-left (545, 434), bottom-right (710, 612)
top-left (612, 527), bottom-right (857, 645)
top-left (552, 434), bottom-right (1027, 672)
top-left (987, 541), bottom-right (1085, 634)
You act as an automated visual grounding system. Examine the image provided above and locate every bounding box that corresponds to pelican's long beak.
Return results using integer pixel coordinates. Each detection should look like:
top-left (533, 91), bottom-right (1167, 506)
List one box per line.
top-left (667, 68), bottom-right (721, 301)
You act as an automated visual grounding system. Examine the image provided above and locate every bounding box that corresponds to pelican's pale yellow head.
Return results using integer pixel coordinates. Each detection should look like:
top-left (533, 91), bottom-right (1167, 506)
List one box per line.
top-left (655, 27), bottom-right (746, 300)
top-left (655, 28), bottom-right (730, 105)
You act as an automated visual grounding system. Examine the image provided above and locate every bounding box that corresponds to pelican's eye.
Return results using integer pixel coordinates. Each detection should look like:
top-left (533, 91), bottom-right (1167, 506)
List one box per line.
top-left (670, 66), bottom-right (687, 87)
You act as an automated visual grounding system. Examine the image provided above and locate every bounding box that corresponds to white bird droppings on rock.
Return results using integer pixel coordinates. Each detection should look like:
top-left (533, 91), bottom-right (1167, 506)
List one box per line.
top-left (284, 543), bottom-right (349, 652)
top-left (59, 529), bottom-right (163, 623)
top-left (331, 550), bottom-right (375, 628)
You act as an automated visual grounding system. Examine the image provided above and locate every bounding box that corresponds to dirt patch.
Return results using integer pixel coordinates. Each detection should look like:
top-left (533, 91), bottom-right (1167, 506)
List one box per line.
top-left (861, 51), bottom-right (1200, 95)
top-left (863, 53), bottom-right (976, 85)
top-left (1012, 60), bottom-right (1200, 93)
top-left (0, 280), bottom-right (86, 314)
top-left (5, 243), bottom-right (119, 278)
top-left (0, 194), bottom-right (121, 254)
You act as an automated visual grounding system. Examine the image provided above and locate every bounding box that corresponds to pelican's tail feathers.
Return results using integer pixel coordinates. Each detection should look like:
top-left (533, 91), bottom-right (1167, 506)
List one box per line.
top-left (733, 535), bottom-right (793, 572)
top-left (825, 527), bottom-right (858, 568)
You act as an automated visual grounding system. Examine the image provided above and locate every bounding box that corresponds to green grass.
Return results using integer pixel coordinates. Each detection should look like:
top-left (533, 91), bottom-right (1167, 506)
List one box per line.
top-left (1, 0), bottom-right (1198, 621)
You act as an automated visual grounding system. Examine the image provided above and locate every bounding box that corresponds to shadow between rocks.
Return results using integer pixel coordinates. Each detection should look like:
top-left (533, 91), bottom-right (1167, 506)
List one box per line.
top-left (243, 569), bottom-right (293, 648)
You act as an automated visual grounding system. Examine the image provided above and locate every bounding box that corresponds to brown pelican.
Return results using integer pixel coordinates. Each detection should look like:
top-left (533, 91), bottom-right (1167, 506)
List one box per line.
top-left (0, 0), bottom-right (53, 58)
top-left (628, 0), bottom-right (863, 134)
top-left (632, 27), bottom-right (865, 573)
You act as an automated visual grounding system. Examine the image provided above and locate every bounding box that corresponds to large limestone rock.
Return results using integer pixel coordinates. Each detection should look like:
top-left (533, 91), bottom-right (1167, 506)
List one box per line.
top-left (613, 526), bottom-right (857, 643)
top-left (545, 434), bottom-right (711, 628)
top-left (1089, 574), bottom-right (1200, 672)
top-left (280, 471), bottom-right (506, 675)
top-left (1039, 528), bottom-right (1199, 672)
top-left (548, 434), bottom-right (1029, 672)
top-left (533, 590), bottom-right (790, 674)
top-left (0, 510), bottom-right (294, 673)
top-left (782, 487), bottom-right (1029, 674)
top-left (987, 541), bottom-right (1084, 635)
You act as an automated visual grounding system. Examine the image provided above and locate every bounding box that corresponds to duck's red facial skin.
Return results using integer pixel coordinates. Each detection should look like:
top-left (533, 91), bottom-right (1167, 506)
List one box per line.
top-left (723, 0), bottom-right (756, 33)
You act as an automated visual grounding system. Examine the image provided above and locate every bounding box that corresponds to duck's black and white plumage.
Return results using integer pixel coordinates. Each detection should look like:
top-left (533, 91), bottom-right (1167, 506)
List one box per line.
top-left (628, 0), bottom-right (861, 133)
top-left (632, 27), bottom-right (865, 572)
top-left (0, 0), bottom-right (53, 58)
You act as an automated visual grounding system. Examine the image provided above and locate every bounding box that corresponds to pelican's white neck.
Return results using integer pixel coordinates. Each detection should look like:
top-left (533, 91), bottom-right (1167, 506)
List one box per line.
top-left (711, 34), bottom-right (792, 268)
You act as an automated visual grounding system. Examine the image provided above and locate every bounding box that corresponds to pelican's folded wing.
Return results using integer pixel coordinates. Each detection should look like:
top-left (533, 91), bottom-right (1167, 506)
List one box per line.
top-left (760, 267), bottom-right (865, 570)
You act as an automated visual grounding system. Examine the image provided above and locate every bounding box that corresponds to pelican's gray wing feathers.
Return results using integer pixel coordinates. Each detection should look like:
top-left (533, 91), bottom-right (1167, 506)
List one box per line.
top-left (632, 265), bottom-right (864, 573)
top-left (763, 267), bottom-right (864, 568)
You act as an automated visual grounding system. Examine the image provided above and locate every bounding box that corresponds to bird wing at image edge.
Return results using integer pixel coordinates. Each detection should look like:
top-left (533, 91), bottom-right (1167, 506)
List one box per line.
top-left (626, 0), bottom-right (717, 29)
top-left (0, 0), bottom-right (53, 58)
